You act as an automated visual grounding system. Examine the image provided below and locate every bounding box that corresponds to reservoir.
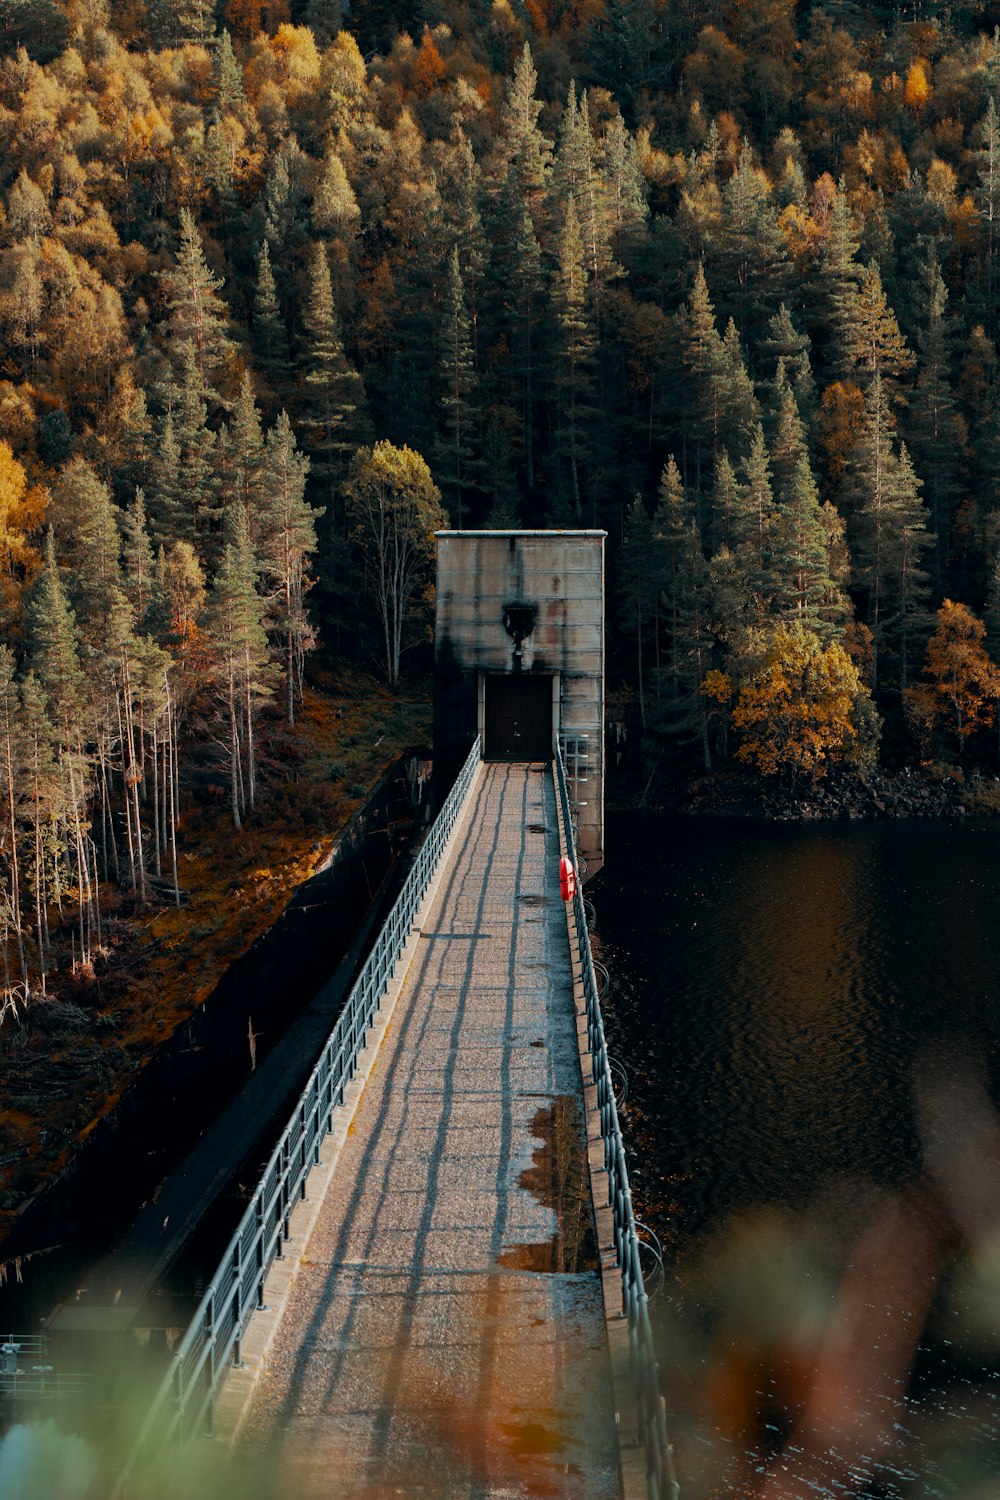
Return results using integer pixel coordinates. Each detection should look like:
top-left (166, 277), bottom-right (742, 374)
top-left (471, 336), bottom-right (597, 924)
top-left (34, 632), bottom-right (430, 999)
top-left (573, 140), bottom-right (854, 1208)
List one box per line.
top-left (592, 811), bottom-right (1000, 1500)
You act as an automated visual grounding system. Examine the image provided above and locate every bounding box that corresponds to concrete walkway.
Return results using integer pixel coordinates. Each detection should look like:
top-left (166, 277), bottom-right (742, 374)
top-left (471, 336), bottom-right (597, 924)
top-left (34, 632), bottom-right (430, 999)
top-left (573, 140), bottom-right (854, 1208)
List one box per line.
top-left (240, 763), bottom-right (620, 1498)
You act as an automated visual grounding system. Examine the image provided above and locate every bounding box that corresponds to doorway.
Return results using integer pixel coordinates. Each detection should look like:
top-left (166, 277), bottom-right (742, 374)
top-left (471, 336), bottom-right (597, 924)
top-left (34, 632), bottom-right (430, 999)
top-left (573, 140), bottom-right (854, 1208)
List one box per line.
top-left (484, 674), bottom-right (553, 760)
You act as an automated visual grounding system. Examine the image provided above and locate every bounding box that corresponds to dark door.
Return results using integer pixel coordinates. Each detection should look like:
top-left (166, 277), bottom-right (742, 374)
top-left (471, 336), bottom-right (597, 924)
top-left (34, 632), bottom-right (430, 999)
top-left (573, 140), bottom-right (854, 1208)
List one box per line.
top-left (484, 674), bottom-right (553, 760)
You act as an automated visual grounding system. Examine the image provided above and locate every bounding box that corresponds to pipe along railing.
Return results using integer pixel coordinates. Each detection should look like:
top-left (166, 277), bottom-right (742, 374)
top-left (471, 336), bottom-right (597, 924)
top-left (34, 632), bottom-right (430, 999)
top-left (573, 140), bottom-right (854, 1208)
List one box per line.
top-left (115, 737), bottom-right (483, 1494)
top-left (554, 743), bottom-right (680, 1500)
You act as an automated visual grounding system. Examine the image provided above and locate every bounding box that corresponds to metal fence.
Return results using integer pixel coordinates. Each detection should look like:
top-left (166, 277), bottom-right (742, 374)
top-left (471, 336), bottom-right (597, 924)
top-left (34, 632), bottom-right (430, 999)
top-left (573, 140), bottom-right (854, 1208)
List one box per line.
top-left (554, 744), bottom-right (680, 1500)
top-left (116, 737), bottom-right (483, 1493)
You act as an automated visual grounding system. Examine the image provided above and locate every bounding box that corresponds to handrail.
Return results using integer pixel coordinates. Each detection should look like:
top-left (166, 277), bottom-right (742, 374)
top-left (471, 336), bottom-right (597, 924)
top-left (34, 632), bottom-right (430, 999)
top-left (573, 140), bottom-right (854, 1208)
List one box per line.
top-left (115, 737), bottom-right (483, 1494)
top-left (554, 744), bottom-right (680, 1500)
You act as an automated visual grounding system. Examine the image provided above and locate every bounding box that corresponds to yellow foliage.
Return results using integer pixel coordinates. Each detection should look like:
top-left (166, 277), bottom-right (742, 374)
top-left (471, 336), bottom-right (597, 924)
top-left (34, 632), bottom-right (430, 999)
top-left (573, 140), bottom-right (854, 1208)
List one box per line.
top-left (732, 624), bottom-right (873, 783)
top-left (0, 439), bottom-right (46, 630)
top-left (778, 202), bottom-right (821, 263)
top-left (702, 669), bottom-right (733, 704)
top-left (905, 59), bottom-right (931, 111)
top-left (905, 599), bottom-right (1000, 752)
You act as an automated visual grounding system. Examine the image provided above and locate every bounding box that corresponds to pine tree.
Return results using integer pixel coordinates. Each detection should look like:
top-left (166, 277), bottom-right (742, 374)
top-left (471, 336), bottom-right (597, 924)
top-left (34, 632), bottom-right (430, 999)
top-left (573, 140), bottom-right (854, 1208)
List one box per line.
top-left (714, 143), bottom-right (789, 346)
top-left (253, 239), bottom-right (291, 399)
top-left (298, 242), bottom-right (366, 495)
top-left (162, 208), bottom-right (236, 403)
top-left (840, 261), bottom-right (915, 396)
top-left (504, 197), bottom-right (545, 491)
top-left (718, 319), bottom-right (761, 463)
top-left (769, 362), bottom-right (811, 497)
top-left (760, 304), bottom-right (816, 419)
top-left (149, 409), bottom-right (185, 545)
top-left (121, 489), bottom-right (157, 635)
top-left (219, 374), bottom-right (267, 543)
top-left (50, 459), bottom-right (126, 654)
top-left (173, 349), bottom-right (218, 549)
top-left (551, 196), bottom-right (598, 521)
top-left (435, 247), bottom-right (478, 529)
top-left (603, 112), bottom-right (648, 262)
top-left (0, 647), bottom-right (27, 995)
top-left (215, 29), bottom-right (244, 110)
top-left (846, 376), bottom-right (933, 690)
top-left (976, 96), bottom-right (1000, 340)
top-left (205, 505), bottom-right (272, 826)
top-left (26, 532), bottom-right (87, 741)
top-left (619, 494), bottom-right (664, 728)
top-left (810, 185), bottom-right (864, 371)
top-left (906, 257), bottom-right (966, 592)
top-left (496, 43), bottom-right (552, 213)
top-left (259, 412), bottom-right (318, 725)
top-left (655, 455), bottom-right (698, 704)
top-left (680, 263), bottom-right (726, 493)
top-left (772, 451), bottom-right (844, 639)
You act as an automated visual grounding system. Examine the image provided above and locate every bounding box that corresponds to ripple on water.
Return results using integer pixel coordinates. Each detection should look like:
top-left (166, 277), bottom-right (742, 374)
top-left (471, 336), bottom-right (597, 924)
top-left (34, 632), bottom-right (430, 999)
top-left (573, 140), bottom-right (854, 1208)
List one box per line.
top-left (592, 812), bottom-right (1000, 1500)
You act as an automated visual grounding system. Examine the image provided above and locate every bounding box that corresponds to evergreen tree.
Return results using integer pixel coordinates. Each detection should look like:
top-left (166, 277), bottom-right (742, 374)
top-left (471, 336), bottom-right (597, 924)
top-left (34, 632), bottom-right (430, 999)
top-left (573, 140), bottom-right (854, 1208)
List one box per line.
top-left (205, 505), bottom-right (271, 827)
top-left (26, 532), bottom-right (87, 739)
top-left (619, 494), bottom-right (663, 729)
top-left (772, 451), bottom-right (844, 639)
top-left (435, 247), bottom-right (478, 529)
top-left (680, 263), bottom-right (726, 493)
top-left (298, 242), bottom-right (366, 496)
top-left (121, 489), bottom-right (156, 635)
top-left (840, 261), bottom-right (915, 396)
top-left (603, 112), bottom-right (648, 262)
top-left (259, 412), bottom-right (318, 726)
top-left (253, 240), bottom-right (291, 399)
top-left (906, 257), bottom-right (966, 591)
top-left (551, 196), bottom-right (598, 521)
top-left (495, 43), bottom-right (552, 214)
top-left (149, 409), bottom-right (186, 545)
top-left (718, 319), bottom-right (761, 462)
top-left (845, 376), bottom-right (933, 690)
top-left (976, 96), bottom-right (1000, 340)
top-left (162, 208), bottom-right (236, 403)
top-left (714, 143), bottom-right (789, 346)
top-left (215, 29), bottom-right (244, 110)
top-left (759, 304), bottom-right (815, 419)
top-left (220, 373), bottom-right (267, 548)
top-left (0, 646), bottom-right (27, 994)
top-left (810, 186), bottom-right (864, 371)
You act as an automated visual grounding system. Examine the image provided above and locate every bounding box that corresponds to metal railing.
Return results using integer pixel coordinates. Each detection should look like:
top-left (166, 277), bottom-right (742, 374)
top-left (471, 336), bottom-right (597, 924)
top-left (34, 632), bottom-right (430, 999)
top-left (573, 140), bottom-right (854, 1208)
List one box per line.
top-left (116, 737), bottom-right (483, 1493)
top-left (554, 744), bottom-right (680, 1500)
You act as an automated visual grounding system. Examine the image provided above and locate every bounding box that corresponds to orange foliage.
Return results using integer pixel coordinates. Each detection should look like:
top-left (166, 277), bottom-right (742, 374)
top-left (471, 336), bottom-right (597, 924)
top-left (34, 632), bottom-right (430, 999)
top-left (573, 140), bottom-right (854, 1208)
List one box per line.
top-left (0, 439), bottom-right (46, 631)
top-left (906, 600), bottom-right (1000, 753)
top-left (818, 381), bottom-right (865, 487)
top-left (414, 30), bottom-right (446, 95)
top-left (778, 202), bottom-right (821, 263)
top-left (905, 59), bottom-right (932, 112)
top-left (224, 0), bottom-right (263, 40)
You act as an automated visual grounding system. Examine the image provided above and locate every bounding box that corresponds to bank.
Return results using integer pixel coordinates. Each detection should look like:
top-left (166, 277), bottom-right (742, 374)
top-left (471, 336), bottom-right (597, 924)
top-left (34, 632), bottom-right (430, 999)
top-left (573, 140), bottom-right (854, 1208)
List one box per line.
top-left (0, 674), bottom-right (431, 1315)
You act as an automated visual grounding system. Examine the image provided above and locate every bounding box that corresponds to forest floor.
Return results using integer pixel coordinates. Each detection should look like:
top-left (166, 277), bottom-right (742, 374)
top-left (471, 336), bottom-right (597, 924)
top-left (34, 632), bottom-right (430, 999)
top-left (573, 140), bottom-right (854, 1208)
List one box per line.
top-left (0, 670), bottom-right (432, 1255)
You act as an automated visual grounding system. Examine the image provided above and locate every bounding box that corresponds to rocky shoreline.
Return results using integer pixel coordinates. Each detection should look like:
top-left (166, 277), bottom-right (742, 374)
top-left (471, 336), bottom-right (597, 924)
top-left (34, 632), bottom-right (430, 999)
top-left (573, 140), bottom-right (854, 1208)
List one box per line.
top-left (674, 767), bottom-right (1000, 822)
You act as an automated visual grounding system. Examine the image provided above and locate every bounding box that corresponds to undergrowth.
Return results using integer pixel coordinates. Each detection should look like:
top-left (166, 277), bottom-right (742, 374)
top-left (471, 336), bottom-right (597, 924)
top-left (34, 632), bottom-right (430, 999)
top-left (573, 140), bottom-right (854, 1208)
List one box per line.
top-left (0, 673), bottom-right (431, 1248)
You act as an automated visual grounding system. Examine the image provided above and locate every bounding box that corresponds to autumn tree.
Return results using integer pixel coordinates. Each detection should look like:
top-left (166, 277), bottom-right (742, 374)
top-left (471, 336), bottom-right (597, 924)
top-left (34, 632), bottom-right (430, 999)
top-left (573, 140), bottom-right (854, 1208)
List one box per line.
top-left (732, 624), bottom-right (879, 785)
top-left (905, 600), bottom-right (1000, 756)
top-left (344, 442), bottom-right (447, 687)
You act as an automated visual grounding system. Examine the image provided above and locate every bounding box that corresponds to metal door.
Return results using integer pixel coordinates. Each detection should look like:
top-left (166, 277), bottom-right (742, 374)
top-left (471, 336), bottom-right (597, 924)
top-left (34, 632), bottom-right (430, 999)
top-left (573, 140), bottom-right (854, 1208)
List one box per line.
top-left (484, 675), bottom-right (553, 760)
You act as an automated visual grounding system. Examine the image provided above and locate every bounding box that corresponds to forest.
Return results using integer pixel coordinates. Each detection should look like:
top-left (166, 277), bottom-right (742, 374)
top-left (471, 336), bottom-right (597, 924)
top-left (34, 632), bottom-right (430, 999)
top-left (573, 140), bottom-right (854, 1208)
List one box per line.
top-left (2, 0), bottom-right (1000, 1021)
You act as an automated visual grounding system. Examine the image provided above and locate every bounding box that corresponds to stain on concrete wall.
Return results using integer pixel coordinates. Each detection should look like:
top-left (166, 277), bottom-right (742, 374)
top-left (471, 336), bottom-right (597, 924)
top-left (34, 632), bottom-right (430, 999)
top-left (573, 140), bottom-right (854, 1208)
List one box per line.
top-left (433, 531), bottom-right (604, 875)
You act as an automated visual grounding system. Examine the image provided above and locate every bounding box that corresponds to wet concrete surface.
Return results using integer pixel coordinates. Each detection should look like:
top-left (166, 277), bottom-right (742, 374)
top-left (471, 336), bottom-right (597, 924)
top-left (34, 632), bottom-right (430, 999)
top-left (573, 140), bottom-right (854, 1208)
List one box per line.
top-left (241, 763), bottom-right (620, 1498)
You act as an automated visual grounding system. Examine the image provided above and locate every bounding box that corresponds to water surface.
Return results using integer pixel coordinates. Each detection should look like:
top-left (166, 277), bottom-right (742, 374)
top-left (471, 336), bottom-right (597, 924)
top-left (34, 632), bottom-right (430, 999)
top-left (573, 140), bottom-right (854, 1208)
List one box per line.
top-left (592, 813), bottom-right (1000, 1499)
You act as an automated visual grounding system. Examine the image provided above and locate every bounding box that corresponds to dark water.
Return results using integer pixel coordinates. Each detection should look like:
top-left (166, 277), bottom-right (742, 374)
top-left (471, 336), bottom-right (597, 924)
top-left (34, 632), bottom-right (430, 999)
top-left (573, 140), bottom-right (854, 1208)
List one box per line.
top-left (592, 812), bottom-right (1000, 1500)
